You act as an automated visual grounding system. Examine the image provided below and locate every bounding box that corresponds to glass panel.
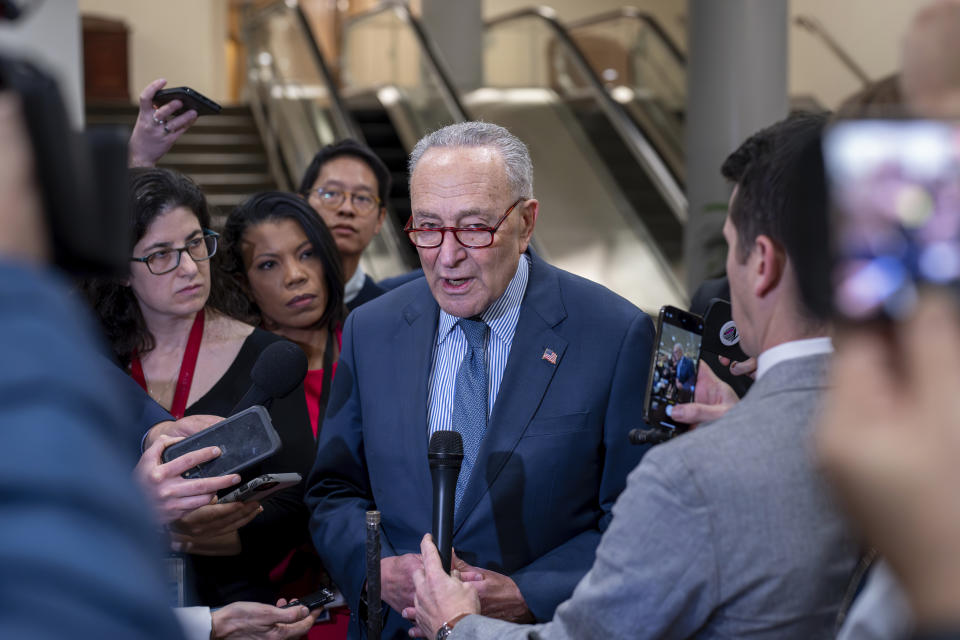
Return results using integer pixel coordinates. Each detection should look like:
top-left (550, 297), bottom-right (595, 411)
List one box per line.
top-left (340, 5), bottom-right (461, 145)
top-left (243, 5), bottom-right (352, 185)
top-left (568, 14), bottom-right (686, 182)
top-left (467, 15), bottom-right (688, 310)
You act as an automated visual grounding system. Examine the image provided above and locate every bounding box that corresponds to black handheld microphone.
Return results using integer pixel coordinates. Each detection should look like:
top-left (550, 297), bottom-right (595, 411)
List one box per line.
top-left (428, 430), bottom-right (463, 574)
top-left (230, 341), bottom-right (308, 415)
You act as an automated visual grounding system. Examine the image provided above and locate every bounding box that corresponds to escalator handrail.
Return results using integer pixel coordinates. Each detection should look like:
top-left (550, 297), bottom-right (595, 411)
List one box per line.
top-left (341, 0), bottom-right (469, 123)
top-left (564, 7), bottom-right (686, 66)
top-left (484, 5), bottom-right (687, 223)
top-left (794, 14), bottom-right (871, 88)
top-left (243, 1), bottom-right (363, 142)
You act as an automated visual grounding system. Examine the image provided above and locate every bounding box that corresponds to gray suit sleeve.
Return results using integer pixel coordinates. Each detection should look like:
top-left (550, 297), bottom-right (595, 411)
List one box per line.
top-left (453, 448), bottom-right (719, 640)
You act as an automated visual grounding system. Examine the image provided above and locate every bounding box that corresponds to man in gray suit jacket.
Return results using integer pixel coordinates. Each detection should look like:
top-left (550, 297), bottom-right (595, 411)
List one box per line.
top-left (410, 113), bottom-right (859, 639)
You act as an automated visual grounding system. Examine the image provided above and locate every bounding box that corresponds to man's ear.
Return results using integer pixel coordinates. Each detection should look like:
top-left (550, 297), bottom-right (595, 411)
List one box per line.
top-left (752, 234), bottom-right (786, 298)
top-left (518, 199), bottom-right (539, 253)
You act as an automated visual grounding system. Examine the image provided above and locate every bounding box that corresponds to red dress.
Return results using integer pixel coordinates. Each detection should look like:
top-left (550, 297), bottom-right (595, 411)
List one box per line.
top-left (275, 326), bottom-right (349, 639)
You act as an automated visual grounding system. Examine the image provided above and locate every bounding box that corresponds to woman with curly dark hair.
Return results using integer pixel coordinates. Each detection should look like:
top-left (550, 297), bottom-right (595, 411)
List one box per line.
top-left (82, 168), bottom-right (314, 609)
top-left (221, 191), bottom-right (346, 436)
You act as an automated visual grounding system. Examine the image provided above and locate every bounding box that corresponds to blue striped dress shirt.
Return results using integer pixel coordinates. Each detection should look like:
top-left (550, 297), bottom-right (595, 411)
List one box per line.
top-left (427, 254), bottom-right (530, 438)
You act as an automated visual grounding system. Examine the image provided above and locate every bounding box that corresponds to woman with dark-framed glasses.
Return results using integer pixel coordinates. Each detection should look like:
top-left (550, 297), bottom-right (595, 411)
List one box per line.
top-left (81, 167), bottom-right (315, 609)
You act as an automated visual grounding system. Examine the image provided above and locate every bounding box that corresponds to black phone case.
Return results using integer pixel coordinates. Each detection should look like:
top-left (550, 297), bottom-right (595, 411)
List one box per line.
top-left (153, 87), bottom-right (222, 116)
top-left (701, 299), bottom-right (748, 363)
top-left (160, 406), bottom-right (281, 478)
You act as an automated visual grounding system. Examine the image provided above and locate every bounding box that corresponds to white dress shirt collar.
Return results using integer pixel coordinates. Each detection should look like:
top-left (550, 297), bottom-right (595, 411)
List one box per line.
top-left (755, 336), bottom-right (833, 380)
top-left (343, 263), bottom-right (366, 304)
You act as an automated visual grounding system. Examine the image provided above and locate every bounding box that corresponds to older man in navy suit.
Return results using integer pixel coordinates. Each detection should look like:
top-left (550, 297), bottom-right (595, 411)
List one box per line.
top-left (305, 122), bottom-right (654, 639)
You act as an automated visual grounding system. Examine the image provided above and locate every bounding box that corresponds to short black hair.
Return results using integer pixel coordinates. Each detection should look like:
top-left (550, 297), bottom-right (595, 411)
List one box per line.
top-left (222, 191), bottom-right (346, 332)
top-left (298, 139), bottom-right (391, 206)
top-left (721, 112), bottom-right (831, 320)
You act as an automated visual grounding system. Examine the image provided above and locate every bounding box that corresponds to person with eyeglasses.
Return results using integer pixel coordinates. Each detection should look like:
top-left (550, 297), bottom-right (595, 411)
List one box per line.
top-left (81, 168), bottom-right (316, 611)
top-left (304, 122), bottom-right (655, 640)
top-left (298, 139), bottom-right (391, 311)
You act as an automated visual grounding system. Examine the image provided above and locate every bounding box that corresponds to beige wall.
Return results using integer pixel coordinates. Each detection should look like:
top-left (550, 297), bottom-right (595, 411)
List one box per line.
top-left (790, 0), bottom-right (927, 108)
top-left (78, 0), bottom-right (230, 104)
top-left (0, 0), bottom-right (83, 127)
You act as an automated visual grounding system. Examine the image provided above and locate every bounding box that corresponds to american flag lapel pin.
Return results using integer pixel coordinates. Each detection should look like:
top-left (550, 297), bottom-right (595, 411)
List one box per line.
top-left (541, 347), bottom-right (558, 365)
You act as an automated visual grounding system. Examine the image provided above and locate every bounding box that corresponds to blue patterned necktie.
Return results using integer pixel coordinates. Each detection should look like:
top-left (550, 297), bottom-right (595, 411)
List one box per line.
top-left (451, 317), bottom-right (489, 512)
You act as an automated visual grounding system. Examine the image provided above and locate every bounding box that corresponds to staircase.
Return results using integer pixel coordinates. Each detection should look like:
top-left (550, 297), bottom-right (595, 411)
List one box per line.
top-left (85, 104), bottom-right (276, 227)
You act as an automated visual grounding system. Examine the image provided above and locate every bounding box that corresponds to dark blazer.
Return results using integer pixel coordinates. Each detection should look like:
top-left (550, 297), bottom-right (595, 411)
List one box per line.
top-left (306, 252), bottom-right (654, 639)
top-left (346, 274), bottom-right (386, 311)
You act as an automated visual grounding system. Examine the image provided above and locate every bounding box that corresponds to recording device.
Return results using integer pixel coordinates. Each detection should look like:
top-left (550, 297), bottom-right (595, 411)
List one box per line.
top-left (280, 587), bottom-right (336, 611)
top-left (366, 510), bottom-right (382, 640)
top-left (219, 472), bottom-right (301, 504)
top-left (824, 118), bottom-right (960, 321)
top-left (229, 341), bottom-right (308, 414)
top-left (0, 54), bottom-right (129, 277)
top-left (428, 430), bottom-right (464, 574)
top-left (153, 86), bottom-right (222, 117)
top-left (160, 406), bottom-right (281, 479)
top-left (642, 306), bottom-right (704, 434)
top-left (700, 299), bottom-right (747, 363)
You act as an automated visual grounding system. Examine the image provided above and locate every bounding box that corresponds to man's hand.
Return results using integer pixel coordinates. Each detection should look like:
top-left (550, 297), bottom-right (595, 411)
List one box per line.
top-left (669, 360), bottom-right (740, 427)
top-left (144, 414), bottom-right (222, 450)
top-left (210, 600), bottom-right (319, 639)
top-left (381, 553), bottom-right (423, 613)
top-left (816, 294), bottom-right (960, 628)
top-left (718, 355), bottom-right (758, 379)
top-left (407, 534), bottom-right (480, 639)
top-left (134, 434), bottom-right (241, 524)
top-left (449, 549), bottom-right (533, 623)
top-left (128, 78), bottom-right (198, 168)
top-left (170, 500), bottom-right (261, 539)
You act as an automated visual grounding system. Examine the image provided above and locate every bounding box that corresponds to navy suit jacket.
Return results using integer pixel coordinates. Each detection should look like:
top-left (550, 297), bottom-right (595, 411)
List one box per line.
top-left (306, 252), bottom-right (654, 639)
top-left (0, 261), bottom-right (184, 639)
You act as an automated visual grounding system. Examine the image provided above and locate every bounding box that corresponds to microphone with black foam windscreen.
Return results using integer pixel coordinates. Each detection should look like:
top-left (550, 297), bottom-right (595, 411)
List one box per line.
top-left (428, 430), bottom-right (463, 574)
top-left (230, 341), bottom-right (308, 415)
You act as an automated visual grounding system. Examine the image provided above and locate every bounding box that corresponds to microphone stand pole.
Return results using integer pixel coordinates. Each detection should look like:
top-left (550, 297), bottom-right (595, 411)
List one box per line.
top-left (366, 510), bottom-right (382, 640)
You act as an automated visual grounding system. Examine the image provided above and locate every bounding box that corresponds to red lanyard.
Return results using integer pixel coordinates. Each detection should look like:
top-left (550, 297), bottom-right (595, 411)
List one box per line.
top-left (130, 309), bottom-right (205, 419)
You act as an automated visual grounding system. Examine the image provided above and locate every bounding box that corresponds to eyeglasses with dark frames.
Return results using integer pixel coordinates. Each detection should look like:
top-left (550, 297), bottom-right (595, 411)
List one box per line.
top-left (131, 229), bottom-right (219, 275)
top-left (404, 198), bottom-right (525, 249)
top-left (310, 187), bottom-right (381, 214)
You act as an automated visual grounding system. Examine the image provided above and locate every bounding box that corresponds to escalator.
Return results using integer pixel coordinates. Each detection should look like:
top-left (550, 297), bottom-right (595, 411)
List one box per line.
top-left (336, 3), bottom-right (470, 264)
top-left (244, 2), bottom-right (688, 310)
top-left (241, 2), bottom-right (418, 278)
top-left (475, 8), bottom-right (687, 310)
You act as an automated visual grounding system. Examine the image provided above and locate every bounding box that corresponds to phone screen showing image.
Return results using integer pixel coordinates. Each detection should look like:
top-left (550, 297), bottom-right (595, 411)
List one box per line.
top-left (644, 306), bottom-right (704, 431)
top-left (824, 119), bottom-right (960, 320)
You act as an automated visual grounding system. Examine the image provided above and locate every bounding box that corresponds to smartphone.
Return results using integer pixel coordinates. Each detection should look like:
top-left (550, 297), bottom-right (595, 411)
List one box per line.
top-left (160, 406), bottom-right (281, 479)
top-left (281, 588), bottom-right (336, 610)
top-left (700, 299), bottom-right (747, 364)
top-left (824, 118), bottom-right (960, 321)
top-left (642, 305), bottom-right (705, 431)
top-left (219, 472), bottom-right (302, 504)
top-left (153, 86), bottom-right (222, 117)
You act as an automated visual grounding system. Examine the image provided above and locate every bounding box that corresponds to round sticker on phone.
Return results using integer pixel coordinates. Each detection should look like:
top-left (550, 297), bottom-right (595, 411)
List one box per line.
top-left (719, 320), bottom-right (740, 346)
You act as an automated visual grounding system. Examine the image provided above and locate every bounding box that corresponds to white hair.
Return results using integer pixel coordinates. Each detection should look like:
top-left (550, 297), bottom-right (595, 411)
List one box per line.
top-left (408, 121), bottom-right (534, 198)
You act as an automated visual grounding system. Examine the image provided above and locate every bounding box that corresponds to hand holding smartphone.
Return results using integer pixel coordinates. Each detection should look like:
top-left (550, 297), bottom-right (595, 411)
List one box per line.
top-left (160, 406), bottom-right (281, 479)
top-left (824, 118), bottom-right (960, 321)
top-left (642, 306), bottom-right (705, 432)
top-left (153, 86), bottom-right (221, 117)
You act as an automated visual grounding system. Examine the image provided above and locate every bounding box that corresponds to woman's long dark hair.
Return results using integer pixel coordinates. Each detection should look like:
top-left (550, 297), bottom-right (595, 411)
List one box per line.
top-left (81, 167), bottom-right (242, 366)
top-left (221, 191), bottom-right (346, 332)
